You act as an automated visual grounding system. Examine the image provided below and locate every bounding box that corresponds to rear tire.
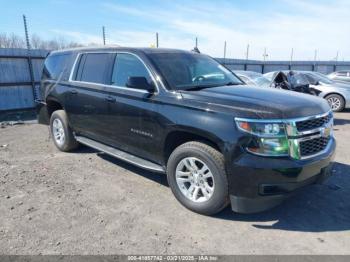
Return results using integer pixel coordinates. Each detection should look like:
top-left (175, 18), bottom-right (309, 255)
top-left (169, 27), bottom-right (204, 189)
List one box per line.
top-left (325, 94), bottom-right (345, 112)
top-left (166, 141), bottom-right (229, 215)
top-left (50, 110), bottom-right (79, 152)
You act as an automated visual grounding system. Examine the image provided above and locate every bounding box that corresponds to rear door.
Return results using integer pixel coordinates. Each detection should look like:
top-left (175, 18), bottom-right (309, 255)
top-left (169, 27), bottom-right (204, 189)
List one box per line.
top-left (65, 52), bottom-right (115, 142)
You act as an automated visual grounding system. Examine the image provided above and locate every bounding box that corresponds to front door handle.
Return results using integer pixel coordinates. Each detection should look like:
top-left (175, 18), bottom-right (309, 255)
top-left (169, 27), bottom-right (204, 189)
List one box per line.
top-left (105, 96), bottom-right (115, 102)
top-left (70, 89), bottom-right (78, 94)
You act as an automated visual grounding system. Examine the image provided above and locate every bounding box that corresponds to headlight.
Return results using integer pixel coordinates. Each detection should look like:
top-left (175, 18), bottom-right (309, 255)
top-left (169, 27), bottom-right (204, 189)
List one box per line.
top-left (235, 119), bottom-right (289, 157)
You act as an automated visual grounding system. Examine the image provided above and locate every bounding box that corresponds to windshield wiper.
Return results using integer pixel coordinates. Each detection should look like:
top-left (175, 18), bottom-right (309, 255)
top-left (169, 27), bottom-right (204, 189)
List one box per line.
top-left (182, 81), bottom-right (240, 91)
top-left (224, 81), bottom-right (241, 86)
top-left (183, 84), bottom-right (219, 91)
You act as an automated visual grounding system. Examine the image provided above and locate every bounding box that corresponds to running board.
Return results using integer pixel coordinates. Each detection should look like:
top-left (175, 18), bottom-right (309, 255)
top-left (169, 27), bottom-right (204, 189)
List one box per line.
top-left (75, 136), bottom-right (165, 173)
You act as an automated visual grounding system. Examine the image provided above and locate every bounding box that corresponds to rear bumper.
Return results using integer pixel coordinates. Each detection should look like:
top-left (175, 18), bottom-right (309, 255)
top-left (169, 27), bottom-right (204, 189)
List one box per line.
top-left (345, 96), bottom-right (350, 108)
top-left (36, 101), bottom-right (50, 125)
top-left (227, 138), bottom-right (336, 214)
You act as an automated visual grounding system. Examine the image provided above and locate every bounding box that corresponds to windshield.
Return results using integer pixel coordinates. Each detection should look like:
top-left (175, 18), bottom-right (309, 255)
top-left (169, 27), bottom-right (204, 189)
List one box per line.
top-left (306, 72), bottom-right (334, 84)
top-left (148, 52), bottom-right (243, 90)
top-left (283, 72), bottom-right (309, 86)
top-left (291, 73), bottom-right (309, 86)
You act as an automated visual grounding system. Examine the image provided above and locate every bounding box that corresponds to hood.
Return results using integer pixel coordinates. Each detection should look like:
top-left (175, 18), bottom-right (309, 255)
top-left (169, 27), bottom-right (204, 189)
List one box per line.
top-left (180, 85), bottom-right (330, 119)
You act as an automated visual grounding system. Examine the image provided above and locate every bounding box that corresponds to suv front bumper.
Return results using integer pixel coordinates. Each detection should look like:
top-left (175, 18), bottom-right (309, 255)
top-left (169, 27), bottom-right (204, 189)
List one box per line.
top-left (227, 138), bottom-right (336, 214)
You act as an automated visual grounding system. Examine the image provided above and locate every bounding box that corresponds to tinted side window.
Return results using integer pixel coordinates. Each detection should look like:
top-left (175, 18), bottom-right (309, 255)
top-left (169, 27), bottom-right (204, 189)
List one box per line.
top-left (111, 53), bottom-right (151, 88)
top-left (43, 54), bottom-right (70, 80)
top-left (77, 53), bottom-right (113, 84)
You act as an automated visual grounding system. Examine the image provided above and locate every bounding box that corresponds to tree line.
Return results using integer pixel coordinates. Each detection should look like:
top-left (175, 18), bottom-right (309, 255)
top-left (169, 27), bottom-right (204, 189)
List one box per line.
top-left (0, 33), bottom-right (85, 50)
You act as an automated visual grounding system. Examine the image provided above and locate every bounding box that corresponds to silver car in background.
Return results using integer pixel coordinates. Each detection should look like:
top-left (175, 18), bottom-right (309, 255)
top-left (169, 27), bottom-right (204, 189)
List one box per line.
top-left (234, 70), bottom-right (271, 87)
top-left (263, 71), bottom-right (350, 112)
top-left (300, 71), bottom-right (350, 112)
top-left (328, 71), bottom-right (350, 83)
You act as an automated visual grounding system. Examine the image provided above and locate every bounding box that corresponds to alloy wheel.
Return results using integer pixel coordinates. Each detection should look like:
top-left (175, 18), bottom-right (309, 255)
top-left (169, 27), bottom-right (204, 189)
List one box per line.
top-left (327, 96), bottom-right (341, 111)
top-left (52, 118), bottom-right (65, 146)
top-left (175, 157), bottom-right (215, 203)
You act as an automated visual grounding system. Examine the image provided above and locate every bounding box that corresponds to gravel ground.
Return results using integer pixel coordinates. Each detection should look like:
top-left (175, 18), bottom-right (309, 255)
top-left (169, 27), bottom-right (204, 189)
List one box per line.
top-left (0, 112), bottom-right (349, 255)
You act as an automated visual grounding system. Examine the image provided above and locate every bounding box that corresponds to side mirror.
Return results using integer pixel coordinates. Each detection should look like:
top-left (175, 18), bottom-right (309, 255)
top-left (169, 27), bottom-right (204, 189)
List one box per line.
top-left (126, 77), bottom-right (155, 93)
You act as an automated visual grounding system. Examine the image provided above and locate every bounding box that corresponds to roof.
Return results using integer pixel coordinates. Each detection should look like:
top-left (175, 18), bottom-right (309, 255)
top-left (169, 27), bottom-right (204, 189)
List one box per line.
top-left (49, 46), bottom-right (194, 56)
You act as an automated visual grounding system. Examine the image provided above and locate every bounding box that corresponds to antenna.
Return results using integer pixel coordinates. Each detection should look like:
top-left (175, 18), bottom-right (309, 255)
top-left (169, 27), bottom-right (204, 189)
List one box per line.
top-left (192, 37), bottom-right (200, 53)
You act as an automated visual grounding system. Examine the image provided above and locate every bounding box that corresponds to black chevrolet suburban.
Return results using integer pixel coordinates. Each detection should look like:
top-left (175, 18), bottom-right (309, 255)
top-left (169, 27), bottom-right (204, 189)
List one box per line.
top-left (37, 47), bottom-right (336, 215)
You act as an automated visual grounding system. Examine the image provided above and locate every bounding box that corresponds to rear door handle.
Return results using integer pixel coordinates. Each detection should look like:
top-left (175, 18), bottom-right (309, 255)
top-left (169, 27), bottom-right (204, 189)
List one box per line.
top-left (70, 89), bottom-right (78, 94)
top-left (105, 96), bottom-right (115, 102)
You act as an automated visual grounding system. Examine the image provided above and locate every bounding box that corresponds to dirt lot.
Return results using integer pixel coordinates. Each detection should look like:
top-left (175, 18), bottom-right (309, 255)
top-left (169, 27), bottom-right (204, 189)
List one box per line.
top-left (0, 112), bottom-right (349, 255)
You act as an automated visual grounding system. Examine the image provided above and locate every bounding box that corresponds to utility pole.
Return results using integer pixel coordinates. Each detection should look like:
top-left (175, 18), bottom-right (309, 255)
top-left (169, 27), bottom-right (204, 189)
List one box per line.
top-left (313, 49), bottom-right (318, 72)
top-left (263, 47), bottom-right (268, 62)
top-left (245, 44), bottom-right (250, 60)
top-left (244, 44), bottom-right (250, 71)
top-left (334, 51), bottom-right (339, 72)
top-left (23, 15), bottom-right (31, 50)
top-left (23, 15), bottom-right (37, 102)
top-left (314, 49), bottom-right (318, 62)
top-left (102, 26), bottom-right (106, 45)
top-left (223, 41), bottom-right (227, 65)
top-left (289, 48), bottom-right (294, 70)
top-left (156, 32), bottom-right (159, 48)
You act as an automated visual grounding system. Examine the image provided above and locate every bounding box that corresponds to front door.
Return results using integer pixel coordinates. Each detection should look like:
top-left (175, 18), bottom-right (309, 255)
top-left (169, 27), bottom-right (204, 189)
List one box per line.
top-left (103, 53), bottom-right (163, 163)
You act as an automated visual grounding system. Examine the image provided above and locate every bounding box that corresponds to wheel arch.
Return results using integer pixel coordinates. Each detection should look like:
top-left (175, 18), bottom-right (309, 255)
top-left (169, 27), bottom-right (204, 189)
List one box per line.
top-left (46, 98), bottom-right (64, 117)
top-left (323, 92), bottom-right (346, 107)
top-left (37, 97), bottom-right (64, 125)
top-left (163, 128), bottom-right (224, 166)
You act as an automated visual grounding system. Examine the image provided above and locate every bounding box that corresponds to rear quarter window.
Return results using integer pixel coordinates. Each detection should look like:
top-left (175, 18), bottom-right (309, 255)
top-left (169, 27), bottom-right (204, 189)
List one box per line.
top-left (74, 53), bottom-right (114, 84)
top-left (42, 54), bottom-right (71, 81)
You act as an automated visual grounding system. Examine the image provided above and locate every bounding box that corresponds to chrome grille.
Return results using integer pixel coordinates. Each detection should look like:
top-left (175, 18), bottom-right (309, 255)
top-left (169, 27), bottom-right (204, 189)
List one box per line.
top-left (286, 111), bottom-right (333, 159)
top-left (300, 137), bottom-right (330, 157)
top-left (296, 113), bottom-right (331, 132)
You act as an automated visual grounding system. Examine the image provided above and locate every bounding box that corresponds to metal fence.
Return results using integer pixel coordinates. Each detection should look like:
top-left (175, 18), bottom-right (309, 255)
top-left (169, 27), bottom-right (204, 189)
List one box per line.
top-left (1, 48), bottom-right (350, 112)
top-left (216, 58), bottom-right (350, 74)
top-left (0, 48), bottom-right (48, 111)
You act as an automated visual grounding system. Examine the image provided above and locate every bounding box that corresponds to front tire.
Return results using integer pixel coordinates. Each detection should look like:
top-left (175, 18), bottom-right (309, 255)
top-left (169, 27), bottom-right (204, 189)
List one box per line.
top-left (167, 142), bottom-right (229, 215)
top-left (325, 94), bottom-right (345, 112)
top-left (50, 110), bottom-right (79, 152)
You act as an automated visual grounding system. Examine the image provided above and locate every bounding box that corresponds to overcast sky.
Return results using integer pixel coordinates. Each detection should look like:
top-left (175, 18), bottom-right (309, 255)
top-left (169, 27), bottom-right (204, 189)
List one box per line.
top-left (1, 0), bottom-right (349, 61)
